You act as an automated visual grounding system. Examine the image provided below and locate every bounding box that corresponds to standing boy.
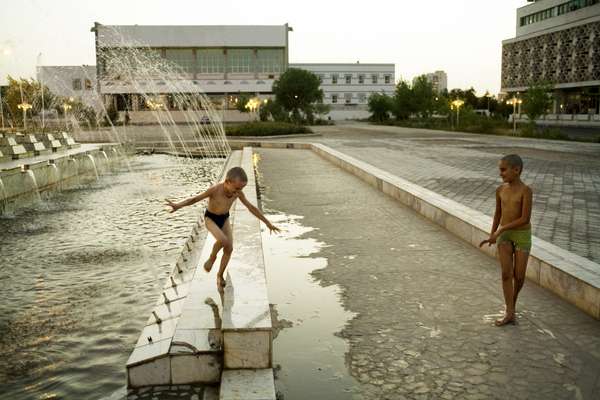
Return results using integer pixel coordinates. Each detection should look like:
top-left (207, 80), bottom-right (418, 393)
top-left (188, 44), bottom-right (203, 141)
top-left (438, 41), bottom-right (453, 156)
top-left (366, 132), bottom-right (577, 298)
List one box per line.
top-left (480, 154), bottom-right (533, 326)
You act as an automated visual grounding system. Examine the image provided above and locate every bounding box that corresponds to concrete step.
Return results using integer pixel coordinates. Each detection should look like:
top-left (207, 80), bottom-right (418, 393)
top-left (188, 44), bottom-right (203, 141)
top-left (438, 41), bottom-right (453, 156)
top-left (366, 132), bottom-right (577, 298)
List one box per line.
top-left (219, 369), bottom-right (276, 400)
top-left (221, 147), bottom-right (272, 370)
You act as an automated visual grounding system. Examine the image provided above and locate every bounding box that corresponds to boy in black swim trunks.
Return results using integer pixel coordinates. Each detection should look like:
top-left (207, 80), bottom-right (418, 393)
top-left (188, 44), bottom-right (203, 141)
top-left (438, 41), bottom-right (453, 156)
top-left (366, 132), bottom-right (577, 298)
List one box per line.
top-left (165, 167), bottom-right (279, 287)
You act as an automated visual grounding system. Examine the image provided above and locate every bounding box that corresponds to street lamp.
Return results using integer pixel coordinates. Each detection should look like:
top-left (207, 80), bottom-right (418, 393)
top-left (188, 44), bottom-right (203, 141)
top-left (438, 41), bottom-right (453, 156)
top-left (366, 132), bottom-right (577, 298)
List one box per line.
top-left (451, 99), bottom-right (464, 128)
top-left (484, 91), bottom-right (492, 114)
top-left (62, 102), bottom-right (72, 130)
top-left (17, 102), bottom-right (32, 130)
top-left (506, 95), bottom-right (523, 134)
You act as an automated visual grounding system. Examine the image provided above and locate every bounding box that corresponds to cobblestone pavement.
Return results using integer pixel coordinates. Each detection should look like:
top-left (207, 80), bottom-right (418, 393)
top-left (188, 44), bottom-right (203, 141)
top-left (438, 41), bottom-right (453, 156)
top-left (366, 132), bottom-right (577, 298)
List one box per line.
top-left (288, 123), bottom-right (600, 263)
top-left (257, 148), bottom-right (600, 400)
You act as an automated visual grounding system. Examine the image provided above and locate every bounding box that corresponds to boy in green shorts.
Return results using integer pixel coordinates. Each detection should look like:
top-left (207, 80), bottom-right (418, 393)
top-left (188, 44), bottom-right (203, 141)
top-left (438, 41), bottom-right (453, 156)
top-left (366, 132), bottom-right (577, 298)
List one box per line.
top-left (480, 154), bottom-right (533, 326)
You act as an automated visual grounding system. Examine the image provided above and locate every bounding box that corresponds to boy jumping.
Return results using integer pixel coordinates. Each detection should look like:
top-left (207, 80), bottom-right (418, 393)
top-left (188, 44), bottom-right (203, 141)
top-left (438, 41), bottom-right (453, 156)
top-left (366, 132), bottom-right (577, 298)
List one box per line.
top-left (165, 166), bottom-right (279, 288)
top-left (480, 154), bottom-right (533, 326)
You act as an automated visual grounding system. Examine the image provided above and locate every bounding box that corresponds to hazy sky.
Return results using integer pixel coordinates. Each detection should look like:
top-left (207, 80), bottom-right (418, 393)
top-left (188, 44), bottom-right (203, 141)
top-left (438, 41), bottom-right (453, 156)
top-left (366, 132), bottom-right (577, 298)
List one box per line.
top-left (0, 0), bottom-right (529, 94)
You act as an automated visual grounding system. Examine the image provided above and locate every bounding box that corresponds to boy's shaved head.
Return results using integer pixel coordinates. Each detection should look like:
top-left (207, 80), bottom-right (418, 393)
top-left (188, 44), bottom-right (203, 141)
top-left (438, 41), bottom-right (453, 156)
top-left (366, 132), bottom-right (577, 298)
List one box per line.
top-left (226, 167), bottom-right (248, 182)
top-left (501, 154), bottom-right (523, 173)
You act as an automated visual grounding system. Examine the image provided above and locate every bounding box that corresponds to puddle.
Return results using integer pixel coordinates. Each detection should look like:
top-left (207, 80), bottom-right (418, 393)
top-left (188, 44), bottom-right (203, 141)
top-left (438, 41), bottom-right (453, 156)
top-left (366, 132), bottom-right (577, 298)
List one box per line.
top-left (261, 212), bottom-right (360, 399)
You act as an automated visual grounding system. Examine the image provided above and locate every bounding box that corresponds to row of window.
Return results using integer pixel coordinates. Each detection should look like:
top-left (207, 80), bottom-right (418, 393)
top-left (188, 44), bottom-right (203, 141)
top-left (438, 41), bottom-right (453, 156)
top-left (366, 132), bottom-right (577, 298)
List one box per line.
top-left (318, 74), bottom-right (393, 84)
top-left (101, 48), bottom-right (284, 75)
top-left (73, 78), bottom-right (94, 91)
top-left (520, 0), bottom-right (599, 26)
top-left (328, 93), bottom-right (385, 104)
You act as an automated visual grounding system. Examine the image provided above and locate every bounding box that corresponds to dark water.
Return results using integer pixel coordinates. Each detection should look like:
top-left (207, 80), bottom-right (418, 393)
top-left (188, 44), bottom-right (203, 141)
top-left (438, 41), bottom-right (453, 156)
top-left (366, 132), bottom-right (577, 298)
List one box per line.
top-left (0, 155), bottom-right (221, 400)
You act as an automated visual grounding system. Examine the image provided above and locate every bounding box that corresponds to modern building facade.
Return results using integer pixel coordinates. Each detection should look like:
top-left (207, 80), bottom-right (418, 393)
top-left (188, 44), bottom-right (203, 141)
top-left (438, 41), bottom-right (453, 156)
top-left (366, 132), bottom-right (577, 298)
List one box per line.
top-left (36, 65), bottom-right (101, 111)
top-left (92, 23), bottom-right (291, 113)
top-left (290, 63), bottom-right (395, 119)
top-left (501, 0), bottom-right (600, 115)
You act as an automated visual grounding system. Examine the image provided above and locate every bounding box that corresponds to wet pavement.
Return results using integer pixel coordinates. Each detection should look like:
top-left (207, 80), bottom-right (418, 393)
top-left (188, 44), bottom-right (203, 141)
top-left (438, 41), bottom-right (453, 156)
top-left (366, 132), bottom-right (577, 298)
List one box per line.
top-left (256, 147), bottom-right (600, 400)
top-left (276, 122), bottom-right (600, 263)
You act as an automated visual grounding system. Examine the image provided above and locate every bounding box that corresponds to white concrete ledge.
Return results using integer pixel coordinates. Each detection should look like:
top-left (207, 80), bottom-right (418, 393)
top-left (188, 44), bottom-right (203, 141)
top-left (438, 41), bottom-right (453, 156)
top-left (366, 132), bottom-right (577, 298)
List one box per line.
top-left (219, 369), bottom-right (276, 400)
top-left (308, 142), bottom-right (600, 320)
top-left (222, 147), bottom-right (273, 370)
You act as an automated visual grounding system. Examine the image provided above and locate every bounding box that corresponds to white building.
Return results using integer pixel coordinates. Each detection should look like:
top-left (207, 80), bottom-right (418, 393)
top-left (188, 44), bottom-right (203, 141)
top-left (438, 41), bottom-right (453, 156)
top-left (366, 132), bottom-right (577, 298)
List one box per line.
top-left (426, 71), bottom-right (447, 93)
top-left (92, 23), bottom-right (291, 114)
top-left (290, 63), bottom-right (395, 120)
top-left (36, 65), bottom-right (102, 111)
top-left (502, 0), bottom-right (600, 114)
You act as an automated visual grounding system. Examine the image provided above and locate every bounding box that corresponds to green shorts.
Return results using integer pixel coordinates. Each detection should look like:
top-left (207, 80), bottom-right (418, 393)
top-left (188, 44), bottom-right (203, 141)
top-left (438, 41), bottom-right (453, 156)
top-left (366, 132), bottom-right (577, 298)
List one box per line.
top-left (497, 228), bottom-right (532, 252)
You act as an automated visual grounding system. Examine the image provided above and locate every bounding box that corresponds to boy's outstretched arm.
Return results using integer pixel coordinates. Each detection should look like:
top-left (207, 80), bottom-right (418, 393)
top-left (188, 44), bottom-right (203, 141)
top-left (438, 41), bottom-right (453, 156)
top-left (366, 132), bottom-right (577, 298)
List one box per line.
top-left (238, 192), bottom-right (280, 233)
top-left (165, 186), bottom-right (215, 213)
top-left (480, 187), bottom-right (502, 247)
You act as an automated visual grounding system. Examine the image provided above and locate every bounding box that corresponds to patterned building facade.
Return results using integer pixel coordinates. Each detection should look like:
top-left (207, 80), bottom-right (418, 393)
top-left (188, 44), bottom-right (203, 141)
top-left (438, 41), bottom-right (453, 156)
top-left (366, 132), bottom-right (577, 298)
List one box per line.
top-left (501, 0), bottom-right (600, 114)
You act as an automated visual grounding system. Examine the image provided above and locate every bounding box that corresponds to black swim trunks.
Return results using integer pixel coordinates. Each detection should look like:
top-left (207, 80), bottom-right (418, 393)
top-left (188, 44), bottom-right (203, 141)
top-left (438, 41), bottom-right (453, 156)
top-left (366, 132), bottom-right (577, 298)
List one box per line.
top-left (204, 210), bottom-right (230, 229)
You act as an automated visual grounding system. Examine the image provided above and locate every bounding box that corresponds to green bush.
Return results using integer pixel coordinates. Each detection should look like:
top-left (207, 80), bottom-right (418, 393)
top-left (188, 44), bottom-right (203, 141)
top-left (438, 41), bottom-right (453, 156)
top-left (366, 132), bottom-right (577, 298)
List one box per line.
top-left (225, 122), bottom-right (312, 136)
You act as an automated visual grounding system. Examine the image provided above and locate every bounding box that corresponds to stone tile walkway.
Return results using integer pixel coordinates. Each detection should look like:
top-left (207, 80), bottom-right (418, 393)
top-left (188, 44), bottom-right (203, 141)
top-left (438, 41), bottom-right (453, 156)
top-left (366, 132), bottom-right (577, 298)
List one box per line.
top-left (257, 147), bottom-right (600, 400)
top-left (292, 123), bottom-right (600, 263)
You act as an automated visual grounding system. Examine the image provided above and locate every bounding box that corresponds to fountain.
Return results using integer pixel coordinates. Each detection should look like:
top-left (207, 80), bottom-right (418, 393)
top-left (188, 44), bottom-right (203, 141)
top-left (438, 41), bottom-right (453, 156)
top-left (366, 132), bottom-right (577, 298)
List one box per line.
top-left (21, 165), bottom-right (42, 203)
top-left (86, 153), bottom-right (99, 180)
top-left (0, 176), bottom-right (6, 212)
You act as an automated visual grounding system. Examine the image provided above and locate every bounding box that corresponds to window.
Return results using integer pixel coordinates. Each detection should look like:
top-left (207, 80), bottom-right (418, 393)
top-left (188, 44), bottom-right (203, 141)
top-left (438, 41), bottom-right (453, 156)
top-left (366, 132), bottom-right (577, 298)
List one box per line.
top-left (384, 75), bottom-right (391, 84)
top-left (345, 74), bottom-right (352, 84)
top-left (332, 94), bottom-right (338, 103)
top-left (358, 74), bottom-right (365, 84)
top-left (72, 79), bottom-right (82, 90)
top-left (197, 49), bottom-right (225, 73)
top-left (227, 49), bottom-right (254, 73)
top-left (257, 49), bottom-right (284, 74)
top-left (372, 74), bottom-right (378, 84)
top-left (344, 93), bottom-right (352, 104)
top-left (85, 79), bottom-right (93, 90)
top-left (165, 49), bottom-right (195, 73)
top-left (358, 93), bottom-right (367, 103)
top-left (332, 74), bottom-right (338, 84)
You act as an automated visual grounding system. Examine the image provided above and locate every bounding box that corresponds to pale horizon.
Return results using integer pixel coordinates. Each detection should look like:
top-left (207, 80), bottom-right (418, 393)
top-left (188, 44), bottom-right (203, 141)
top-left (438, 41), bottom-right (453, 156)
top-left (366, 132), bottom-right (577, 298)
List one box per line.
top-left (0, 0), bottom-right (529, 95)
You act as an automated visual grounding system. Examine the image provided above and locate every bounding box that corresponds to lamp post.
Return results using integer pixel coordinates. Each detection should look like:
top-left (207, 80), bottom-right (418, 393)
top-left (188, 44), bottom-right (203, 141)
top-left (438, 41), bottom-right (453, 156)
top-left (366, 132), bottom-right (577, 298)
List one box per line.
top-left (506, 96), bottom-right (523, 134)
top-left (62, 102), bottom-right (72, 130)
top-left (451, 99), bottom-right (464, 128)
top-left (18, 102), bottom-right (32, 130)
top-left (0, 87), bottom-right (4, 129)
top-left (484, 91), bottom-right (492, 114)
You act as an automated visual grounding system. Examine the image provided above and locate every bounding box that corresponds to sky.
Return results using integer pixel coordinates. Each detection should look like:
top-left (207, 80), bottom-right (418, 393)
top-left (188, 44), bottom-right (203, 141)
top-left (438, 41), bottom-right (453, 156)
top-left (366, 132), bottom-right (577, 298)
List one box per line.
top-left (0, 0), bottom-right (529, 95)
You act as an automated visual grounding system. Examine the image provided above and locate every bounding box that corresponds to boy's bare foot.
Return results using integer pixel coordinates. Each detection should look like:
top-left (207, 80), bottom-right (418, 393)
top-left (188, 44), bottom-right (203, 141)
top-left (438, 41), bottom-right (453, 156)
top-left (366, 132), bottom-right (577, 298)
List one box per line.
top-left (494, 314), bottom-right (516, 326)
top-left (204, 255), bottom-right (217, 272)
top-left (217, 275), bottom-right (226, 288)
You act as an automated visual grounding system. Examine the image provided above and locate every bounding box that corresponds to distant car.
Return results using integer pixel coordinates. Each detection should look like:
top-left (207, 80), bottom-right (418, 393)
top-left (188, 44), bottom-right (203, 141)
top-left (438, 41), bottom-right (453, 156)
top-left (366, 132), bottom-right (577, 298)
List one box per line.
top-left (200, 116), bottom-right (210, 124)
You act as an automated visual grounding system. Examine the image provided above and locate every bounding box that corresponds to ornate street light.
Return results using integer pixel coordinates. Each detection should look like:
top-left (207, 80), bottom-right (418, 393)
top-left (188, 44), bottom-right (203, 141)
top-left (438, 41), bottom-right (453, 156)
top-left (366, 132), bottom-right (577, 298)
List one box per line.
top-left (451, 99), bottom-right (464, 128)
top-left (62, 102), bottom-right (72, 130)
top-left (506, 96), bottom-right (523, 133)
top-left (17, 102), bottom-right (32, 130)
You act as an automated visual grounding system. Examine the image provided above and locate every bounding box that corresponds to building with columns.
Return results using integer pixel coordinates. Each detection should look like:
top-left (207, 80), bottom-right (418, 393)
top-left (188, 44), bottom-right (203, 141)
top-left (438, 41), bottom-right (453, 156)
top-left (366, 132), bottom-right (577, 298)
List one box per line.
top-left (92, 23), bottom-right (291, 113)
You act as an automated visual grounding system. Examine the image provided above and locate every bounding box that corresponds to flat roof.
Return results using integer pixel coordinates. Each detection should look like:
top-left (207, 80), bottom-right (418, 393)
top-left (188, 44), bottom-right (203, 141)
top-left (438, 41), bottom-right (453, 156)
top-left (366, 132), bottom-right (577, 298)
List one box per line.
top-left (94, 24), bottom-right (288, 48)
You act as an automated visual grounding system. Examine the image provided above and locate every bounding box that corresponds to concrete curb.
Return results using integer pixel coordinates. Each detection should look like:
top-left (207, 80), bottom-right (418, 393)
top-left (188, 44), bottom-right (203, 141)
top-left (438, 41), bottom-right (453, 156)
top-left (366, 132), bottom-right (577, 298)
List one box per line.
top-left (233, 139), bottom-right (600, 320)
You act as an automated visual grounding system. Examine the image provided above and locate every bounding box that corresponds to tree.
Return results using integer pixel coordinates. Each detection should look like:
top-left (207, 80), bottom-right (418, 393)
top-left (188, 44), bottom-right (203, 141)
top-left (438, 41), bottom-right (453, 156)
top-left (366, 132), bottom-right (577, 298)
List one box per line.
top-left (4, 76), bottom-right (54, 127)
top-left (392, 80), bottom-right (414, 120)
top-left (368, 93), bottom-right (393, 122)
top-left (235, 94), bottom-right (252, 113)
top-left (522, 82), bottom-right (553, 123)
top-left (412, 75), bottom-right (436, 118)
top-left (272, 68), bottom-right (323, 124)
top-left (260, 99), bottom-right (287, 122)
